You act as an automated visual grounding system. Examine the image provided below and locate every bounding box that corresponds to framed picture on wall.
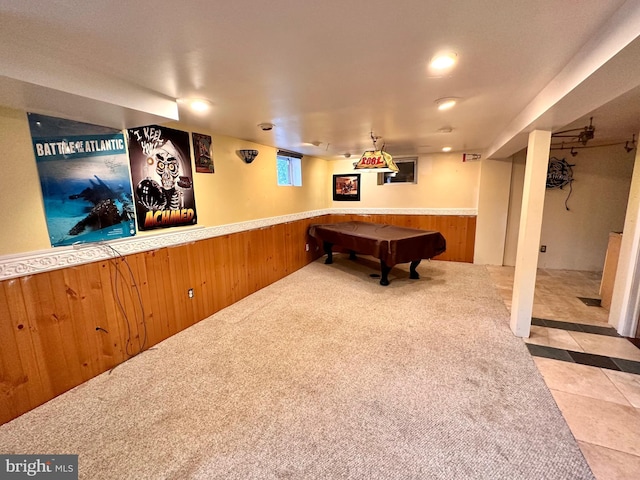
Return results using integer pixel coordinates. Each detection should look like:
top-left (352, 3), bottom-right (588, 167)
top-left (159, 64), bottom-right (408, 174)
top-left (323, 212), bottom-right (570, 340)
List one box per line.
top-left (192, 132), bottom-right (214, 173)
top-left (333, 174), bottom-right (361, 201)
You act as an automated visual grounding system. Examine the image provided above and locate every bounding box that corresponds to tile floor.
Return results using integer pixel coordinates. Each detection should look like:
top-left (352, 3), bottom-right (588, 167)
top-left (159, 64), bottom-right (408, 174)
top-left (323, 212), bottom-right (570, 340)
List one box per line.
top-left (487, 266), bottom-right (640, 480)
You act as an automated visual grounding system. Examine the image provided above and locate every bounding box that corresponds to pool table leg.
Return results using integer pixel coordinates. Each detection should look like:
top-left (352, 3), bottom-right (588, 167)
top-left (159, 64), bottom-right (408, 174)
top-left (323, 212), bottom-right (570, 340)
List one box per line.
top-left (323, 242), bottom-right (333, 264)
top-left (409, 260), bottom-right (421, 279)
top-left (380, 261), bottom-right (391, 286)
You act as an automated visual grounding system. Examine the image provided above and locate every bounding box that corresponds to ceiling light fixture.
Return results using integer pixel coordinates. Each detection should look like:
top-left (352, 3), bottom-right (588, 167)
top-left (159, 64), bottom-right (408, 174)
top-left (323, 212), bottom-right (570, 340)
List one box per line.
top-left (436, 97), bottom-right (459, 111)
top-left (353, 132), bottom-right (399, 174)
top-left (258, 122), bottom-right (275, 131)
top-left (430, 52), bottom-right (457, 70)
top-left (186, 98), bottom-right (211, 112)
top-left (442, 147), bottom-right (452, 152)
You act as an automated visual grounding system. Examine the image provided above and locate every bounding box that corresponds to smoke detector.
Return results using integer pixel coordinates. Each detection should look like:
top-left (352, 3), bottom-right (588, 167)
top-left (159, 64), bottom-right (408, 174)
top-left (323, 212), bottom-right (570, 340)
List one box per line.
top-left (258, 122), bottom-right (275, 131)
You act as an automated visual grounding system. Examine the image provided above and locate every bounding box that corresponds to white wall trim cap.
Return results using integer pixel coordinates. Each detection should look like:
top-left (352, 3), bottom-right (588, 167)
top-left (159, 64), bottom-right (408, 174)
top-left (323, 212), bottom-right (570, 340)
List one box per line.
top-left (0, 208), bottom-right (476, 280)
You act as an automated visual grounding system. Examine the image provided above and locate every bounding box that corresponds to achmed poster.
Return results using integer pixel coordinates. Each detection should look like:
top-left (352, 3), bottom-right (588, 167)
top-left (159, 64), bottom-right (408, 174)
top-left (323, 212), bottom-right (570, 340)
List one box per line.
top-left (127, 125), bottom-right (197, 231)
top-left (28, 113), bottom-right (136, 247)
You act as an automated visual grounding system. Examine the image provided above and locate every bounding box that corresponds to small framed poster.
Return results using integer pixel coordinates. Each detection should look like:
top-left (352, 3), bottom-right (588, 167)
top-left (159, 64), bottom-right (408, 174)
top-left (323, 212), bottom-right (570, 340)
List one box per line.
top-left (333, 174), bottom-right (361, 201)
top-left (192, 132), bottom-right (214, 173)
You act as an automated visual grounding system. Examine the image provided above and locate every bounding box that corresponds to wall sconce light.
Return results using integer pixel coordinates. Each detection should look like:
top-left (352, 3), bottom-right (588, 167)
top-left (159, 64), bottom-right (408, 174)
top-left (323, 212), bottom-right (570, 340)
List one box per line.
top-left (237, 149), bottom-right (259, 164)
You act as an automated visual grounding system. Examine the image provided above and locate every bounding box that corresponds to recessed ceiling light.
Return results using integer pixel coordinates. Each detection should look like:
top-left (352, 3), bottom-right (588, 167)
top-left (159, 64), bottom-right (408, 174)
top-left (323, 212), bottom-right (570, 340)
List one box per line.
top-left (430, 52), bottom-right (457, 70)
top-left (442, 146), bottom-right (452, 152)
top-left (258, 123), bottom-right (275, 131)
top-left (437, 127), bottom-right (453, 133)
top-left (187, 99), bottom-right (211, 112)
top-left (435, 97), bottom-right (459, 111)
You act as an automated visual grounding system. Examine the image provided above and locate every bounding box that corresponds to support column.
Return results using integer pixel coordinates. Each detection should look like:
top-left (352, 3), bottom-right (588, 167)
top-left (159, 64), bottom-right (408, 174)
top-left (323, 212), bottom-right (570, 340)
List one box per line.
top-left (609, 136), bottom-right (640, 336)
top-left (510, 130), bottom-right (551, 337)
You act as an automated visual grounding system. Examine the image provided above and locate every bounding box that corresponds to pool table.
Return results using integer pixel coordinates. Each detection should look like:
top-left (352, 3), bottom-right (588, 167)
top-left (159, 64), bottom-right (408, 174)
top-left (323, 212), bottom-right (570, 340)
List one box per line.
top-left (308, 221), bottom-right (447, 285)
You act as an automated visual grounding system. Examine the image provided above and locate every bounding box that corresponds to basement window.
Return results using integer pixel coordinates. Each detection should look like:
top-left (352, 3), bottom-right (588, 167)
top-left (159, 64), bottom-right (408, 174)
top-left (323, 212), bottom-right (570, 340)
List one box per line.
top-left (277, 150), bottom-right (302, 186)
top-left (377, 157), bottom-right (418, 184)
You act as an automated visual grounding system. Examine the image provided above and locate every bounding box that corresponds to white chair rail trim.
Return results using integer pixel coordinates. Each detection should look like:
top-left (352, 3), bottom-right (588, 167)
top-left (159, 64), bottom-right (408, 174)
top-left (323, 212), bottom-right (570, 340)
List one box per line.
top-left (0, 208), bottom-right (477, 280)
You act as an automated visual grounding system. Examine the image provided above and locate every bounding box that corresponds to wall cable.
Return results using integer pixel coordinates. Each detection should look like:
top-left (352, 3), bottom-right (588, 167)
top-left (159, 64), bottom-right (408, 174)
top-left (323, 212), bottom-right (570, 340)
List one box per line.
top-left (100, 243), bottom-right (148, 357)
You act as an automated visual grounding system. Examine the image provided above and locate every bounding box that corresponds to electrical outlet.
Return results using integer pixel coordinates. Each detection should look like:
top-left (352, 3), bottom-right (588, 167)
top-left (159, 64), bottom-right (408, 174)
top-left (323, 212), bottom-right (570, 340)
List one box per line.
top-left (188, 288), bottom-right (194, 298)
top-left (305, 243), bottom-right (309, 252)
top-left (540, 245), bottom-right (547, 253)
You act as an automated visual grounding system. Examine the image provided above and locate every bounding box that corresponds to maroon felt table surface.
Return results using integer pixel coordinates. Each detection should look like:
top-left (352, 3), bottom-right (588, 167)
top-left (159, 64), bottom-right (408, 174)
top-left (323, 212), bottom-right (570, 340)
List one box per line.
top-left (308, 221), bottom-right (446, 267)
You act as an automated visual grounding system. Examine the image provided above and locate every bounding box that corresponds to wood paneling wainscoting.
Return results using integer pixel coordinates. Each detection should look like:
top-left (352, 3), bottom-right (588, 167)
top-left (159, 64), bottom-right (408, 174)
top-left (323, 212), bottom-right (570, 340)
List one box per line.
top-left (326, 213), bottom-right (475, 263)
top-left (0, 213), bottom-right (475, 425)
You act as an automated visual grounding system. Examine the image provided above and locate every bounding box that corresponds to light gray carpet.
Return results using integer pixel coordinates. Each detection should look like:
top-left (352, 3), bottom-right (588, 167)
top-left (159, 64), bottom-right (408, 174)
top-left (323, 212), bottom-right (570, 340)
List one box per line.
top-left (0, 257), bottom-right (594, 479)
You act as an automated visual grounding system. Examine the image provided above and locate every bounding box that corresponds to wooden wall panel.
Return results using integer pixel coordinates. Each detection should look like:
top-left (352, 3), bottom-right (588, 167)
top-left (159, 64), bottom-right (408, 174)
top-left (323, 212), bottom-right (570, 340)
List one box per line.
top-left (61, 267), bottom-right (99, 382)
top-left (145, 249), bottom-right (172, 345)
top-left (97, 260), bottom-right (128, 364)
top-left (2, 279), bottom-right (51, 411)
top-left (0, 214), bottom-right (474, 425)
top-left (0, 283), bottom-right (33, 421)
top-left (323, 214), bottom-right (476, 262)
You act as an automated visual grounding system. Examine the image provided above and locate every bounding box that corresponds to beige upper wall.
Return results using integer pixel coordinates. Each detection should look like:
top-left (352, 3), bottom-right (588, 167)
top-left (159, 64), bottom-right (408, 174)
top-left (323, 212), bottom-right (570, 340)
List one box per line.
top-left (0, 106), bottom-right (329, 255)
top-left (503, 149), bottom-right (527, 265)
top-left (3, 101), bottom-right (631, 272)
top-left (0, 104), bottom-right (482, 258)
top-left (330, 154), bottom-right (481, 208)
top-left (162, 120), bottom-right (329, 229)
top-left (0, 107), bottom-right (51, 254)
top-left (504, 144), bottom-right (634, 271)
top-left (474, 157), bottom-right (513, 265)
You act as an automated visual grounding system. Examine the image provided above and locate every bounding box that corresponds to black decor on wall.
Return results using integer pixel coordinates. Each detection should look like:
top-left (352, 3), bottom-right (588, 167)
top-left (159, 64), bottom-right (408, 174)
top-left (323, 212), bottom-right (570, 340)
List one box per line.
top-left (546, 157), bottom-right (575, 210)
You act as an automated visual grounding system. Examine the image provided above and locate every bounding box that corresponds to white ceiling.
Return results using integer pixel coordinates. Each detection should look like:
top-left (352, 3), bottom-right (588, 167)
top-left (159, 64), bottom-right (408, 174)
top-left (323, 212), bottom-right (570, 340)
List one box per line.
top-left (1, 0), bottom-right (639, 160)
